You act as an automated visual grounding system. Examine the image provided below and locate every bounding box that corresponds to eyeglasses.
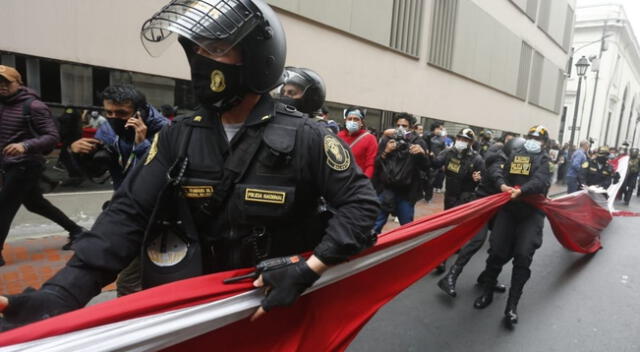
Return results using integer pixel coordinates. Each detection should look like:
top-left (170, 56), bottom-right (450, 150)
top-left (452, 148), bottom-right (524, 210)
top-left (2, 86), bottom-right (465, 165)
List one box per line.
top-left (103, 108), bottom-right (134, 119)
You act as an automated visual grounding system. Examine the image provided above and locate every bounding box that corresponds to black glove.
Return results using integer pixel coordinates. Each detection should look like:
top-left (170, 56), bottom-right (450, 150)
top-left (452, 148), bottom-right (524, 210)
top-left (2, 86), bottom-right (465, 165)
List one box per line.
top-left (0, 286), bottom-right (80, 331)
top-left (260, 261), bottom-right (320, 312)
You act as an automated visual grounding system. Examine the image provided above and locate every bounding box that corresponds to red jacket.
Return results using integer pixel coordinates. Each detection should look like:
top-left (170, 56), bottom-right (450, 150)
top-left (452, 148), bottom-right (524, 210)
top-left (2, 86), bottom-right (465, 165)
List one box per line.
top-left (337, 129), bottom-right (378, 178)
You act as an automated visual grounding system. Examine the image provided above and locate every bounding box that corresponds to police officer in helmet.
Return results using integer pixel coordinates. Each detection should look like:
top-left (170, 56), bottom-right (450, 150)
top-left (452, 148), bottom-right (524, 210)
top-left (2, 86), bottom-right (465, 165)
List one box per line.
top-left (432, 128), bottom-right (484, 274)
top-left (274, 66), bottom-right (326, 116)
top-left (578, 146), bottom-right (617, 191)
top-left (437, 137), bottom-right (526, 297)
top-left (474, 125), bottom-right (551, 328)
top-left (620, 147), bottom-right (639, 205)
top-left (0, 0), bottom-right (379, 329)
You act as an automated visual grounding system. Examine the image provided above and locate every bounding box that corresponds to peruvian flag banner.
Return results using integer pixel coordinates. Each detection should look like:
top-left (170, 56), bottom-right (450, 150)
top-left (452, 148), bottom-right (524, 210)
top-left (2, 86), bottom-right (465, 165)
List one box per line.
top-left (0, 190), bottom-right (612, 352)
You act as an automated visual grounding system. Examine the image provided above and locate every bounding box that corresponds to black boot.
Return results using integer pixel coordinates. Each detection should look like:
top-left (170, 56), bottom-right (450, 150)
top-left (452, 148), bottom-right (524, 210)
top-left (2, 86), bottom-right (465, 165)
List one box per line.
top-left (504, 297), bottom-right (519, 328)
top-left (473, 285), bottom-right (494, 309)
top-left (437, 264), bottom-right (462, 297)
top-left (435, 260), bottom-right (446, 275)
top-left (493, 283), bottom-right (507, 293)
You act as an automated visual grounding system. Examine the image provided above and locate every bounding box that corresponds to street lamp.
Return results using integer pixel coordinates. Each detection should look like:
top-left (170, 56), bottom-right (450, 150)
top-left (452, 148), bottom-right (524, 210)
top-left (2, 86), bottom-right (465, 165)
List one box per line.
top-left (569, 56), bottom-right (590, 147)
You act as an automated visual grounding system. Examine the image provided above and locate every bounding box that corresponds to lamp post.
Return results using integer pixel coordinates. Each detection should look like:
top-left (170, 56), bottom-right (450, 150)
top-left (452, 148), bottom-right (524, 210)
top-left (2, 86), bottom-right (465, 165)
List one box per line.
top-left (569, 56), bottom-right (590, 148)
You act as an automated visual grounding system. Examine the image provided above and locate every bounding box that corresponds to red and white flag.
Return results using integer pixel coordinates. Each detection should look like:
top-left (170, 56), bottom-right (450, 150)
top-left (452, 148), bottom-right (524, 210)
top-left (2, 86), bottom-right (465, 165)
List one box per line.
top-left (0, 190), bottom-right (612, 351)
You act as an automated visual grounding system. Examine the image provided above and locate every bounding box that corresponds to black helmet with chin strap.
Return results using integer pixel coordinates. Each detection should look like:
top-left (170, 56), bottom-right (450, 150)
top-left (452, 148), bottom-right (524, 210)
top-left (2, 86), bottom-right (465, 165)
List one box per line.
top-left (274, 67), bottom-right (326, 114)
top-left (141, 0), bottom-right (286, 95)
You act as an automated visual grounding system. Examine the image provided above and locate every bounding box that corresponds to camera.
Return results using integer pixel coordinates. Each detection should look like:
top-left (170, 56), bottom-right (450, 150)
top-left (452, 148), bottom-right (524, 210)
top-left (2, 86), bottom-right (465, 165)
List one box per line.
top-left (392, 128), bottom-right (410, 152)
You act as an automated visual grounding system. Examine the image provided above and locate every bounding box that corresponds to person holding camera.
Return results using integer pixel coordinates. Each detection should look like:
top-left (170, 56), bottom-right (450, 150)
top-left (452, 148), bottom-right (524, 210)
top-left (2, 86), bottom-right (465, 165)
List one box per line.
top-left (69, 84), bottom-right (170, 190)
top-left (0, 65), bottom-right (85, 261)
top-left (372, 113), bottom-right (430, 234)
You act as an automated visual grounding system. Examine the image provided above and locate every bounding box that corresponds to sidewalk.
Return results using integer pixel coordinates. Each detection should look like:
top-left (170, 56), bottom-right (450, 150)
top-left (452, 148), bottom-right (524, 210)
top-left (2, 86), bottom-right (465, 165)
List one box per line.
top-left (0, 184), bottom-right (567, 296)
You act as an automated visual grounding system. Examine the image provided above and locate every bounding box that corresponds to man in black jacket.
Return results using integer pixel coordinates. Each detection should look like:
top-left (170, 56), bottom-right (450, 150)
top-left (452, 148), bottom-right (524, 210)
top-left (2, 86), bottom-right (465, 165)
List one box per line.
top-left (372, 113), bottom-right (429, 234)
top-left (0, 0), bottom-right (379, 329)
top-left (0, 65), bottom-right (85, 259)
top-left (473, 125), bottom-right (551, 328)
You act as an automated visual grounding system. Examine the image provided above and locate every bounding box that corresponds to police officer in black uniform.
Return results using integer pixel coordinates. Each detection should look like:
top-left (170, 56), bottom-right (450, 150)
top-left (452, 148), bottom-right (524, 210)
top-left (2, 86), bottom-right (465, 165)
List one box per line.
top-left (621, 147), bottom-right (639, 205)
top-left (474, 125), bottom-right (551, 328)
top-left (437, 138), bottom-right (526, 297)
top-left (578, 146), bottom-right (616, 190)
top-left (432, 128), bottom-right (484, 273)
top-left (0, 0), bottom-right (379, 329)
top-left (274, 67), bottom-right (326, 116)
top-left (477, 130), bottom-right (494, 158)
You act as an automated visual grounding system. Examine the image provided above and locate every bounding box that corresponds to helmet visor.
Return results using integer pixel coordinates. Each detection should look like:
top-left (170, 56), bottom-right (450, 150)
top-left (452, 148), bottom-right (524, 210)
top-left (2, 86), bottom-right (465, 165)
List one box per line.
top-left (141, 0), bottom-right (261, 57)
top-left (270, 70), bottom-right (311, 100)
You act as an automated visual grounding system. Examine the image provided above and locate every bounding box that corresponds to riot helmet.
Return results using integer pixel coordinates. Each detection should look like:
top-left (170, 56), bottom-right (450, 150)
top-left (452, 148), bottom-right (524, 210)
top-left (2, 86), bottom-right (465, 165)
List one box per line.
top-left (504, 136), bottom-right (526, 156)
top-left (141, 0), bottom-right (286, 110)
top-left (630, 147), bottom-right (639, 158)
top-left (526, 125), bottom-right (549, 142)
top-left (272, 67), bottom-right (326, 114)
top-left (596, 146), bottom-right (609, 156)
top-left (456, 128), bottom-right (476, 142)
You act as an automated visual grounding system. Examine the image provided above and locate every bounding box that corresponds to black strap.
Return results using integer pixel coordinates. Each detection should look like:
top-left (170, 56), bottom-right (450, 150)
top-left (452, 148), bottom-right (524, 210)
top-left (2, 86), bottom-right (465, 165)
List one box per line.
top-left (167, 124), bottom-right (194, 186)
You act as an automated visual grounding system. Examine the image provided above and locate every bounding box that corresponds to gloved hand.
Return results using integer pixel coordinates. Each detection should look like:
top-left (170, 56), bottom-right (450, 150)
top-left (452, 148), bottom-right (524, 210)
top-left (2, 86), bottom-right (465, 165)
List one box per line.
top-left (0, 286), bottom-right (79, 331)
top-left (260, 260), bottom-right (320, 312)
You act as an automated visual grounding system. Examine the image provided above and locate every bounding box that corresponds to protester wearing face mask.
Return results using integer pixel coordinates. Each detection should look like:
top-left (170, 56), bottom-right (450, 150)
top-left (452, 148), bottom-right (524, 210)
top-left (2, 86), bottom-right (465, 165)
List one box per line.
top-left (69, 84), bottom-right (170, 191)
top-left (337, 107), bottom-right (377, 178)
top-left (431, 128), bottom-right (484, 273)
top-left (474, 125), bottom-right (552, 329)
top-left (372, 113), bottom-right (430, 234)
top-left (578, 146), bottom-right (618, 191)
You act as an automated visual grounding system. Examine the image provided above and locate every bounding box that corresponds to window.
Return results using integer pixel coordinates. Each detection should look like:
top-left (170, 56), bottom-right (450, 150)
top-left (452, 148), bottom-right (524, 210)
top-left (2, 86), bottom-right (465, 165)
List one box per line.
top-left (390, 0), bottom-right (424, 56)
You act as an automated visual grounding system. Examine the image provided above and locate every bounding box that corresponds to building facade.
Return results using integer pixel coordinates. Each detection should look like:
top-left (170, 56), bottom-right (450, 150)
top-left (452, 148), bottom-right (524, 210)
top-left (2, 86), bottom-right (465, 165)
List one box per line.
top-left (0, 0), bottom-right (574, 138)
top-left (563, 3), bottom-right (640, 149)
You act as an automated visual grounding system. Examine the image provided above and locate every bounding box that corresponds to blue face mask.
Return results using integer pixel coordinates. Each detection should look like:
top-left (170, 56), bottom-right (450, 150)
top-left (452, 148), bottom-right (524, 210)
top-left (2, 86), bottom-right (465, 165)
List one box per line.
top-left (345, 120), bottom-right (360, 133)
top-left (524, 139), bottom-right (542, 154)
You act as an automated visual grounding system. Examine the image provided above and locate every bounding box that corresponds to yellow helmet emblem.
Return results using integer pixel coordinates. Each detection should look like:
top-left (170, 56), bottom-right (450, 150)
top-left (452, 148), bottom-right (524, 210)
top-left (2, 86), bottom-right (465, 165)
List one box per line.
top-left (210, 70), bottom-right (226, 93)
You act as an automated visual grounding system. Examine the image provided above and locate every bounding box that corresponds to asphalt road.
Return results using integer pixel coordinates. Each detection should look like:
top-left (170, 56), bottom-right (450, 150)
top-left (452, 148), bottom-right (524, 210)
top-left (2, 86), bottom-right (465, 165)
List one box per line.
top-left (348, 198), bottom-right (640, 352)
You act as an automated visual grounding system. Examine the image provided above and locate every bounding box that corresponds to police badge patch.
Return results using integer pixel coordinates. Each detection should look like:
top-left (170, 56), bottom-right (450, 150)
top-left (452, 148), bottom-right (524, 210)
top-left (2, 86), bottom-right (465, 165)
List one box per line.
top-left (324, 135), bottom-right (351, 171)
top-left (145, 134), bottom-right (159, 165)
top-left (210, 70), bottom-right (226, 92)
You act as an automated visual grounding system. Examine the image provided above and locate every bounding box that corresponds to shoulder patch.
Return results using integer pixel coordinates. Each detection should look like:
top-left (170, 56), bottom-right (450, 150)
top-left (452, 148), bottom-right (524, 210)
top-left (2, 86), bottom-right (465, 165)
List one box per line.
top-left (324, 135), bottom-right (351, 171)
top-left (144, 133), bottom-right (160, 165)
top-left (582, 161), bottom-right (589, 168)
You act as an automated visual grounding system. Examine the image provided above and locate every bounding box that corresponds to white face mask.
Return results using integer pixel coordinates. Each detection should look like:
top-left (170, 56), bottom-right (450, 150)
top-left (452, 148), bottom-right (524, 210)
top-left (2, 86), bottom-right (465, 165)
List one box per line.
top-left (345, 120), bottom-right (360, 133)
top-left (441, 130), bottom-right (447, 137)
top-left (454, 140), bottom-right (468, 152)
top-left (524, 139), bottom-right (542, 154)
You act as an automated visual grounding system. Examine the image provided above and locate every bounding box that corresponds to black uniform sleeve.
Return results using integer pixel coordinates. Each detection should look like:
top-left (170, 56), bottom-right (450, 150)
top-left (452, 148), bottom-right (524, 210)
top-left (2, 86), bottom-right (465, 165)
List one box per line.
top-left (519, 154), bottom-right (551, 195)
top-left (432, 148), bottom-right (450, 168)
top-left (471, 154), bottom-right (485, 183)
top-left (601, 166), bottom-right (614, 189)
top-left (487, 152), bottom-right (508, 190)
top-left (44, 124), bottom-right (177, 306)
top-left (577, 160), bottom-right (590, 186)
top-left (301, 121), bottom-right (380, 265)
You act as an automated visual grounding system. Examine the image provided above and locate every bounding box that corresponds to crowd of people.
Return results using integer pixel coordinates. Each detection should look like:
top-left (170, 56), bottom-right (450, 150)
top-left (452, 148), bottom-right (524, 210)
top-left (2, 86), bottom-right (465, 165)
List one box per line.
top-left (0, 0), bottom-right (636, 335)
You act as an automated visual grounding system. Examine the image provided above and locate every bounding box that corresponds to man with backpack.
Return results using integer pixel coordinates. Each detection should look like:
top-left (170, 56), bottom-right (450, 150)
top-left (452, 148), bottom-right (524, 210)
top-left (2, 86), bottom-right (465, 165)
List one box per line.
top-left (0, 65), bottom-right (85, 263)
top-left (372, 112), bottom-right (430, 234)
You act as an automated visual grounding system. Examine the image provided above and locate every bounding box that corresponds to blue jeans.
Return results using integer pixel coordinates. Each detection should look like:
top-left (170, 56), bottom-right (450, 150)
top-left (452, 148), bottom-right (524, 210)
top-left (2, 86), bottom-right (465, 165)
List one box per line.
top-left (373, 194), bottom-right (415, 234)
top-left (566, 176), bottom-right (579, 193)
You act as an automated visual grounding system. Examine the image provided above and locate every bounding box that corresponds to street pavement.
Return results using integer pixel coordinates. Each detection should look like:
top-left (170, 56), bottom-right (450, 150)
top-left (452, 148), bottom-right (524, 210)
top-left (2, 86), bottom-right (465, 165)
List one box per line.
top-left (348, 194), bottom-right (640, 352)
